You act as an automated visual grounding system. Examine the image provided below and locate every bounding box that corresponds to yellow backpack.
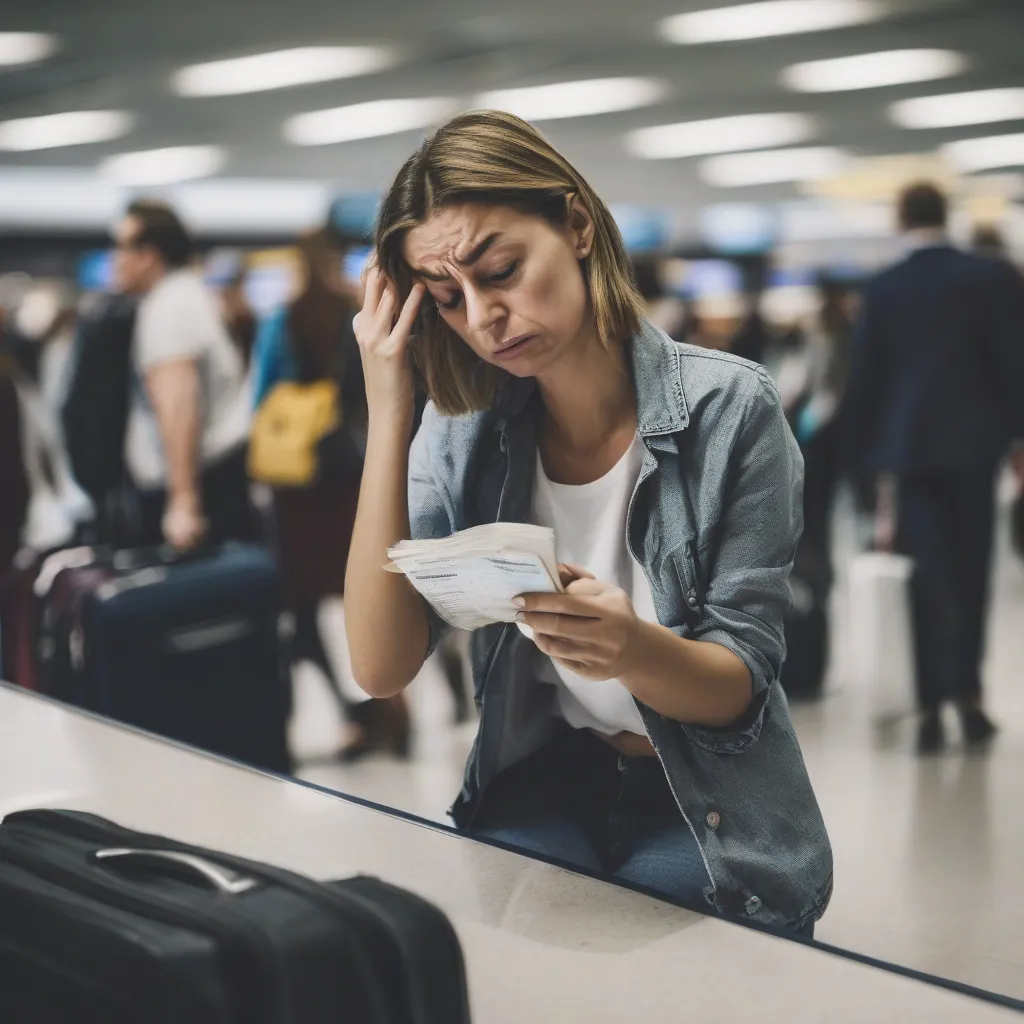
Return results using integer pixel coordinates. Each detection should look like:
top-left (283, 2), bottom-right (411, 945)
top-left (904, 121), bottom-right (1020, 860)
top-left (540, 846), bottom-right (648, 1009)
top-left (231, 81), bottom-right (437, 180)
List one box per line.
top-left (248, 380), bottom-right (340, 487)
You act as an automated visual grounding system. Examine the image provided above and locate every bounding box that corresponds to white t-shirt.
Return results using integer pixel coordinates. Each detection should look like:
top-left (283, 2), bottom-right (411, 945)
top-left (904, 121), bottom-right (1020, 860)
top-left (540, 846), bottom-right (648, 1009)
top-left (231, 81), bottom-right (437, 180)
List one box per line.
top-left (529, 433), bottom-right (656, 737)
top-left (125, 269), bottom-right (251, 489)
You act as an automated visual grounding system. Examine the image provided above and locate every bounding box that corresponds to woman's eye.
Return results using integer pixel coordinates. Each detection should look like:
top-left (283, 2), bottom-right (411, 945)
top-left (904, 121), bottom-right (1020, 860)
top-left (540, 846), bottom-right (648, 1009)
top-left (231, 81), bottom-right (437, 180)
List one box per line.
top-left (437, 293), bottom-right (463, 311)
top-left (489, 262), bottom-right (518, 283)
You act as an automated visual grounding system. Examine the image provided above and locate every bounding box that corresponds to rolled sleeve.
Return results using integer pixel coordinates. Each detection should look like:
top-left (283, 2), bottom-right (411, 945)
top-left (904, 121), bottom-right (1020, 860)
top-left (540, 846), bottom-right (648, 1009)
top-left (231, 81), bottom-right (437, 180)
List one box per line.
top-left (682, 367), bottom-right (804, 753)
top-left (135, 280), bottom-right (206, 371)
top-left (408, 406), bottom-right (455, 657)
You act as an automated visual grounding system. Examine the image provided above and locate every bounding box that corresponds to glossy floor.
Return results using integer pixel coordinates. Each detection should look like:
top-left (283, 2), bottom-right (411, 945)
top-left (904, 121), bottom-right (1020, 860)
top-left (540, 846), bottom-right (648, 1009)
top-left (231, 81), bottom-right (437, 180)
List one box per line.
top-left (294, 482), bottom-right (1024, 1002)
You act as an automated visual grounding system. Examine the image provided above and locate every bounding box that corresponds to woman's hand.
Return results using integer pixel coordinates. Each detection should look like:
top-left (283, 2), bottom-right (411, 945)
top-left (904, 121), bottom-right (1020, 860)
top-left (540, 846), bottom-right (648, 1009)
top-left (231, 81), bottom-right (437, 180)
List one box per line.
top-left (515, 575), bottom-right (642, 681)
top-left (353, 265), bottom-right (426, 421)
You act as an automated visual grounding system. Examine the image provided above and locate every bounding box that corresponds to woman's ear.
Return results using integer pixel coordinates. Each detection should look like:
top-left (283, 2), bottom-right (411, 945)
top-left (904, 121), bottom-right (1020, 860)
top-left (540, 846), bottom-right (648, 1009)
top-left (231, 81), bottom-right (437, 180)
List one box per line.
top-left (566, 195), bottom-right (595, 259)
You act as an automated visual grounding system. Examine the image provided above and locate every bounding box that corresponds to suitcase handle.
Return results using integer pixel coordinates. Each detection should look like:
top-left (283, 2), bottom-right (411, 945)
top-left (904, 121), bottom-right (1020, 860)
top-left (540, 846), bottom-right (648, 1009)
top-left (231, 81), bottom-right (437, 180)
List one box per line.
top-left (94, 847), bottom-right (258, 895)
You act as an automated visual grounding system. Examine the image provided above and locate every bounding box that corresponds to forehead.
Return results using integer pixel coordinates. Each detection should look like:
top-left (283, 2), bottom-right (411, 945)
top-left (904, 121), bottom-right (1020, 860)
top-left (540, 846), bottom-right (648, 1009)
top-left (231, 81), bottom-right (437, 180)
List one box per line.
top-left (115, 215), bottom-right (143, 241)
top-left (402, 205), bottom-right (526, 271)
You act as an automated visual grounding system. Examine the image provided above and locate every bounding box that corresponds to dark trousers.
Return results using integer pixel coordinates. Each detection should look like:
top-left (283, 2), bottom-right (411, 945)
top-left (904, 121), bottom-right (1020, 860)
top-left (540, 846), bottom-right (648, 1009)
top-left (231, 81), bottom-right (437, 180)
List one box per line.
top-left (896, 463), bottom-right (997, 710)
top-left (135, 445), bottom-right (255, 548)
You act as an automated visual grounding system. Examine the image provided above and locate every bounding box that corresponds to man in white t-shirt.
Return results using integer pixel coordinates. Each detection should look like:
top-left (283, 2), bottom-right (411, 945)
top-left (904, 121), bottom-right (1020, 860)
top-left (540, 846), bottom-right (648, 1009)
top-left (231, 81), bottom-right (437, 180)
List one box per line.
top-left (113, 200), bottom-right (252, 549)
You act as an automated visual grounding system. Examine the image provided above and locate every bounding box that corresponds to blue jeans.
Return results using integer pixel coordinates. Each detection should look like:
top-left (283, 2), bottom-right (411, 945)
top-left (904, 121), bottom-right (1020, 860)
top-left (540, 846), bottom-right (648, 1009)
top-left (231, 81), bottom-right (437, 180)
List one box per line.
top-left (467, 727), bottom-right (713, 907)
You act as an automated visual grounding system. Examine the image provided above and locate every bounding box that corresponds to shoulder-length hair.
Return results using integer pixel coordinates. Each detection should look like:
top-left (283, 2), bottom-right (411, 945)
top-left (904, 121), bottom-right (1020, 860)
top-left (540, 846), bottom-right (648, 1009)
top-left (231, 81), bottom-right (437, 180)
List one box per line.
top-left (375, 110), bottom-right (644, 416)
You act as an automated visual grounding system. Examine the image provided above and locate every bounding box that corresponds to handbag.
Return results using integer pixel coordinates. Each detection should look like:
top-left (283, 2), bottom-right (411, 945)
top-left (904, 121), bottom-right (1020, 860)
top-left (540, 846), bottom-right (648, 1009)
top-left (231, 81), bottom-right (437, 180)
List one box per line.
top-left (248, 379), bottom-right (342, 487)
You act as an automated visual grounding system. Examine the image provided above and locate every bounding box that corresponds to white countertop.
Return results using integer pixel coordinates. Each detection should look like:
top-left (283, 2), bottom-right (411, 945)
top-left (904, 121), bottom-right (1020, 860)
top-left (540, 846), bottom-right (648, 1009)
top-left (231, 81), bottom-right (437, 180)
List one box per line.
top-left (0, 685), bottom-right (1016, 1023)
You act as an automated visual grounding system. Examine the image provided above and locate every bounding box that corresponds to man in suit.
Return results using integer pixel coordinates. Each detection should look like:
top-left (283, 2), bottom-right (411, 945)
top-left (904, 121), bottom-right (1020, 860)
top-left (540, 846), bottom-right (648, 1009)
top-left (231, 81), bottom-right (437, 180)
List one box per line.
top-left (845, 182), bottom-right (1024, 753)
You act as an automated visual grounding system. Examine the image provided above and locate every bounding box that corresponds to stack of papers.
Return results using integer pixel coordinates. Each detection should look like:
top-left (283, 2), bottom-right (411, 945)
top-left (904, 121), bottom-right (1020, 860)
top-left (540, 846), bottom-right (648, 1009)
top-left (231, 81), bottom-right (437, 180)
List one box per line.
top-left (386, 523), bottom-right (563, 630)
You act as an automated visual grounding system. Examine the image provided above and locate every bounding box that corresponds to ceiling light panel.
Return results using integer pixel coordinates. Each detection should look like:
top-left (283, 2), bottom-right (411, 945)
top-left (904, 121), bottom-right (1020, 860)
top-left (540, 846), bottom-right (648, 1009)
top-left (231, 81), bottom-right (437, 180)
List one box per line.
top-left (659, 0), bottom-right (882, 44)
top-left (700, 147), bottom-right (852, 187)
top-left (783, 49), bottom-right (966, 93)
top-left (941, 133), bottom-right (1024, 173)
top-left (0, 32), bottom-right (58, 67)
top-left (173, 47), bottom-right (396, 97)
top-left (626, 113), bottom-right (815, 160)
top-left (284, 98), bottom-right (458, 146)
top-left (475, 78), bottom-right (667, 121)
top-left (891, 88), bottom-right (1024, 129)
top-left (0, 111), bottom-right (133, 152)
top-left (99, 146), bottom-right (225, 186)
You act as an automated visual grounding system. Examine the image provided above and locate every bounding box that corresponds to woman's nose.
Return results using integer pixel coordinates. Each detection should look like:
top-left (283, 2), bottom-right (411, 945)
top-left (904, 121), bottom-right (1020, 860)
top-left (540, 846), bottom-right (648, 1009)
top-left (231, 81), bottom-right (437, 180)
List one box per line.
top-left (463, 286), bottom-right (504, 333)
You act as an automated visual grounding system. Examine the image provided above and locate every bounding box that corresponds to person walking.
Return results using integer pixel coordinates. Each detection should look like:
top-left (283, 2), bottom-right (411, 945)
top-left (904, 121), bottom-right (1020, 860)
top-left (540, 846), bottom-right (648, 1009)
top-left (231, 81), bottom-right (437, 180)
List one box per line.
top-left (845, 183), bottom-right (1024, 753)
top-left (113, 200), bottom-right (252, 550)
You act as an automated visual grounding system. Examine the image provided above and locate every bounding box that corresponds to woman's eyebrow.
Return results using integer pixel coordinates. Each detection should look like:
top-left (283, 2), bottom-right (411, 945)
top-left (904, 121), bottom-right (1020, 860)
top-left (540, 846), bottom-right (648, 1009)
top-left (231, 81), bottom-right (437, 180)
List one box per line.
top-left (412, 233), bottom-right (503, 282)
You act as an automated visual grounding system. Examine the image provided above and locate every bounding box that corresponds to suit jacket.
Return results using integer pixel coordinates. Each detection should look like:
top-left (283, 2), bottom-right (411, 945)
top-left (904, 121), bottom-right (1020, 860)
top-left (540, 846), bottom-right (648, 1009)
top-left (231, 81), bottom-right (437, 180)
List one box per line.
top-left (845, 244), bottom-right (1024, 475)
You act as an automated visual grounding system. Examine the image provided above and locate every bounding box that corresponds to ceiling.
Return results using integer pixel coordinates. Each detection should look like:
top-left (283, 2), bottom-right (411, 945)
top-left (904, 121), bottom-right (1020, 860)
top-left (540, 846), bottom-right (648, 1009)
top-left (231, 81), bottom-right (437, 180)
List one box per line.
top-left (1, 0), bottom-right (1023, 224)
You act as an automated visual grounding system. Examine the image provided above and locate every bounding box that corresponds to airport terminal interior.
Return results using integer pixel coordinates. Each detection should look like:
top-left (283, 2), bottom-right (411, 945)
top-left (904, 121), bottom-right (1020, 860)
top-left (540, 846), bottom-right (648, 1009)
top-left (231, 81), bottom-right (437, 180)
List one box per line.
top-left (1, 0), bottom-right (1024, 1019)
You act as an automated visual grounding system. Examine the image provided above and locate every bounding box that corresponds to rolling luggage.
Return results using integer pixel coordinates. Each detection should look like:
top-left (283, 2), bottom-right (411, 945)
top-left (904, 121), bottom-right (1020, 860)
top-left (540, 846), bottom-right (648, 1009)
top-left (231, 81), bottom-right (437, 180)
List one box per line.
top-left (37, 544), bottom-right (291, 774)
top-left (780, 541), bottom-right (831, 699)
top-left (780, 581), bottom-right (828, 699)
top-left (0, 809), bottom-right (471, 1024)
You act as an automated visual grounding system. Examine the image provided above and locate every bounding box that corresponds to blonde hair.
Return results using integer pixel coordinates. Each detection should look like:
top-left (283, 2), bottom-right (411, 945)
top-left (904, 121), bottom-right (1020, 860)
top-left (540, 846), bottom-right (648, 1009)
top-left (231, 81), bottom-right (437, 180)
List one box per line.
top-left (375, 110), bottom-right (644, 416)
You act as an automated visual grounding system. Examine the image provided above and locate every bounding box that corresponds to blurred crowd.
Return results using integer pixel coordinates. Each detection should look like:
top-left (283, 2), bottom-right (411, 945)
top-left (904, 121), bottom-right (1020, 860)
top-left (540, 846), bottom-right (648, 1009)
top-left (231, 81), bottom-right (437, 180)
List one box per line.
top-left (2, 181), bottom-right (1023, 762)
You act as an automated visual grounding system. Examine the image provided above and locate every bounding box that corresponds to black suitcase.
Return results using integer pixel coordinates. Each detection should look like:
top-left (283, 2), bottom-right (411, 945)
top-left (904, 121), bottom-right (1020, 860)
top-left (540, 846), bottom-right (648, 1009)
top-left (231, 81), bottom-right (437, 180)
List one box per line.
top-left (37, 544), bottom-right (292, 774)
top-left (0, 809), bottom-right (470, 1024)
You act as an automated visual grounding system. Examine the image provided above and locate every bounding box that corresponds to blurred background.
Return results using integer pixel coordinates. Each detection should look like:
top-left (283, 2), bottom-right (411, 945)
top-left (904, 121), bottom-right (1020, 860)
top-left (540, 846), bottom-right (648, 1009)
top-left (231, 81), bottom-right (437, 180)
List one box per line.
top-left (2, 0), bottom-right (1024, 1007)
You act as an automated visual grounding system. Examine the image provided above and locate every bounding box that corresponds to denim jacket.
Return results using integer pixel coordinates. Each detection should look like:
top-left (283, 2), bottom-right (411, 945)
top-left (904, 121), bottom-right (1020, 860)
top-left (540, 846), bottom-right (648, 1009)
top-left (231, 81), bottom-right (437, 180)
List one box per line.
top-left (408, 321), bottom-right (833, 929)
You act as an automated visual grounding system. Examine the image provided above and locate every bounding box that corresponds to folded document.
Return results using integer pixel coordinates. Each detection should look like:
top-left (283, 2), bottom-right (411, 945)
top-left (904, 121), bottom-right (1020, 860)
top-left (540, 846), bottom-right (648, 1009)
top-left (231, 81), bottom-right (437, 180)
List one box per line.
top-left (386, 523), bottom-right (563, 630)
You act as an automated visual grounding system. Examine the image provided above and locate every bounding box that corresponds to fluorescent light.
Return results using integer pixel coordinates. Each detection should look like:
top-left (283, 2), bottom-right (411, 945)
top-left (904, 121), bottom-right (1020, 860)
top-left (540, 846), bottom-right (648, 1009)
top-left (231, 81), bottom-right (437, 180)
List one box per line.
top-left (659, 1), bottom-right (881, 44)
top-left (284, 98), bottom-right (457, 146)
top-left (172, 47), bottom-right (396, 97)
top-left (700, 147), bottom-right (851, 187)
top-left (783, 50), bottom-right (965, 93)
top-left (0, 32), bottom-right (58, 67)
top-left (99, 146), bottom-right (225, 186)
top-left (475, 78), bottom-right (667, 121)
top-left (173, 180), bottom-right (331, 233)
top-left (941, 133), bottom-right (1024, 173)
top-left (627, 113), bottom-right (814, 160)
top-left (0, 170), bottom-right (123, 228)
top-left (0, 111), bottom-right (133, 152)
top-left (890, 88), bottom-right (1024, 129)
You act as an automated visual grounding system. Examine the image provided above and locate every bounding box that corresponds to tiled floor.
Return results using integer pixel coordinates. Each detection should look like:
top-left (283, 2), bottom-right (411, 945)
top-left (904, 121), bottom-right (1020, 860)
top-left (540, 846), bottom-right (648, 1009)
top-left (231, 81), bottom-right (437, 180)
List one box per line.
top-left (293, 478), bottom-right (1024, 1003)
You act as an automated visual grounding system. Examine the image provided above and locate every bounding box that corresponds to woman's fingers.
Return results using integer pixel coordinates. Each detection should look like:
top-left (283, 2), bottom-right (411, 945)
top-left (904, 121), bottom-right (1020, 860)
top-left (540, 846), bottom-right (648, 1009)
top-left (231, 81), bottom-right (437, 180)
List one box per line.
top-left (557, 562), bottom-right (595, 589)
top-left (534, 630), bottom-right (587, 658)
top-left (520, 610), bottom-right (597, 642)
top-left (361, 264), bottom-right (386, 315)
top-left (394, 281), bottom-right (426, 339)
top-left (375, 281), bottom-right (399, 327)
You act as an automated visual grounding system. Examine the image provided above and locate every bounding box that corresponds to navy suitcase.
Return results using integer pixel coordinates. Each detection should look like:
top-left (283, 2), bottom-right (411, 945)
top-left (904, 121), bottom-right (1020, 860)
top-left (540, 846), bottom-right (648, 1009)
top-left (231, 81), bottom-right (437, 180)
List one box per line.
top-left (38, 545), bottom-right (292, 774)
top-left (0, 809), bottom-right (471, 1024)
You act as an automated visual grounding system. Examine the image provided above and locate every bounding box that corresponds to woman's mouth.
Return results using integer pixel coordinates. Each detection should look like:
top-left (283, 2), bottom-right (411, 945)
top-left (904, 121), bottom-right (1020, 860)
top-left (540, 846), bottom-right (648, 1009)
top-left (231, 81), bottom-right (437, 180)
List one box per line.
top-left (493, 335), bottom-right (535, 360)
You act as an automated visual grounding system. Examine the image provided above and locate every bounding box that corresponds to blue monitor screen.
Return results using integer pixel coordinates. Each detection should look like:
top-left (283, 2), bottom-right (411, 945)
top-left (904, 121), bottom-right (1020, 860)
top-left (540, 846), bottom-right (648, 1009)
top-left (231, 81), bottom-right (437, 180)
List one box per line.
top-left (343, 245), bottom-right (372, 283)
top-left (77, 250), bottom-right (115, 292)
top-left (679, 260), bottom-right (744, 299)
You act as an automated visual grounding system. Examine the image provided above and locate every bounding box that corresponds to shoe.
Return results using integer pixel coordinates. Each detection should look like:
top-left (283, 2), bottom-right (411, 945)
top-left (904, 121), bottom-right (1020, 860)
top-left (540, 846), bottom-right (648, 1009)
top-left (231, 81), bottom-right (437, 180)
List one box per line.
top-left (339, 695), bottom-right (411, 762)
top-left (959, 703), bottom-right (998, 746)
top-left (916, 708), bottom-right (944, 755)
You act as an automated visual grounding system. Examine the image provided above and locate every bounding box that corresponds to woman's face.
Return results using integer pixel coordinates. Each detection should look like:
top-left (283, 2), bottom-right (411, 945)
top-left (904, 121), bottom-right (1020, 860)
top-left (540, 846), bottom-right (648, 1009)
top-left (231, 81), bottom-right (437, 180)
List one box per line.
top-left (401, 201), bottom-right (595, 377)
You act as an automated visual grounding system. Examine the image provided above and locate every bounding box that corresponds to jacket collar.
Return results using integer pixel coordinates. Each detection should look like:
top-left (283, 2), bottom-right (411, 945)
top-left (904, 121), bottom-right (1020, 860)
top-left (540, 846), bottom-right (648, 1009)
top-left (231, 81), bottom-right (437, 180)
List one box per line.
top-left (494, 319), bottom-right (689, 438)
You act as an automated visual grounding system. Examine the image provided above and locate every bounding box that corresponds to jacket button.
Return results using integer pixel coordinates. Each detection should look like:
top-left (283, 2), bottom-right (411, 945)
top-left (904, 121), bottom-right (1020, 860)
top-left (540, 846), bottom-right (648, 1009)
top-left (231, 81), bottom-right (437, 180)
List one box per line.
top-left (687, 595), bottom-right (699, 610)
top-left (706, 811), bottom-right (720, 829)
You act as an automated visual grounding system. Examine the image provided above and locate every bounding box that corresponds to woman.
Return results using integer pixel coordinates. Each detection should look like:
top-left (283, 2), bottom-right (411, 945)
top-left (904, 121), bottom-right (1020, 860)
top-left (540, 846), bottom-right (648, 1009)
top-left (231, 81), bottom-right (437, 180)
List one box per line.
top-left (346, 112), bottom-right (832, 932)
top-left (252, 228), bottom-right (409, 761)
